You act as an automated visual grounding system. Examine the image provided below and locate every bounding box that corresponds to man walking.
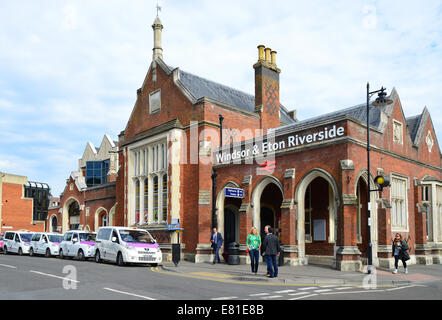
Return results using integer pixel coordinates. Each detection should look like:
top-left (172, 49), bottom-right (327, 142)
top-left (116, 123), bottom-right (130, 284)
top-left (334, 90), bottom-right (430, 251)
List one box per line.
top-left (210, 227), bottom-right (223, 264)
top-left (261, 225), bottom-right (280, 278)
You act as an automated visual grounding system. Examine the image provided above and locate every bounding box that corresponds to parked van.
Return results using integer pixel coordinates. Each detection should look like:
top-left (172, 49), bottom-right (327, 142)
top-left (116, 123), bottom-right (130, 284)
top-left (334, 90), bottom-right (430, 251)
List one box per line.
top-left (30, 233), bottom-right (63, 257)
top-left (0, 233), bottom-right (4, 252)
top-left (59, 231), bottom-right (96, 261)
top-left (2, 231), bottom-right (34, 255)
top-left (94, 227), bottom-right (162, 266)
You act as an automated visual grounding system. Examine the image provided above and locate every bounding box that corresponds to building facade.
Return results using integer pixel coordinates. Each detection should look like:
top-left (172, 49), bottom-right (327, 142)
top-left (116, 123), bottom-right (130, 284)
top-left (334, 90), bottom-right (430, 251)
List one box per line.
top-left (114, 14), bottom-right (442, 270)
top-left (0, 172), bottom-right (50, 233)
top-left (48, 134), bottom-right (118, 233)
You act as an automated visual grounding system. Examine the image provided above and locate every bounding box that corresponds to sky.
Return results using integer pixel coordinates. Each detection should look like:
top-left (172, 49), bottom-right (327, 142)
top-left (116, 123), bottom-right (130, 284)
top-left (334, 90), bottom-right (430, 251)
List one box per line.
top-left (0, 0), bottom-right (441, 196)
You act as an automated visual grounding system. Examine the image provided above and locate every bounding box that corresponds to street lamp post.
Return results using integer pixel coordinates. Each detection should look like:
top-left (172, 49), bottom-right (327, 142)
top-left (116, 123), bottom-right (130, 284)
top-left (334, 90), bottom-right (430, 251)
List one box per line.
top-left (366, 83), bottom-right (393, 274)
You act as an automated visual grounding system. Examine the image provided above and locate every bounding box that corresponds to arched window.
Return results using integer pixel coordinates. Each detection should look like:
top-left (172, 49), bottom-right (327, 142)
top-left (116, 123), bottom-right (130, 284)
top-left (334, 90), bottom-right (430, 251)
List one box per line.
top-left (162, 174), bottom-right (168, 223)
top-left (135, 180), bottom-right (140, 223)
top-left (101, 213), bottom-right (109, 227)
top-left (153, 175), bottom-right (159, 223)
top-left (51, 216), bottom-right (58, 233)
top-left (144, 178), bottom-right (149, 223)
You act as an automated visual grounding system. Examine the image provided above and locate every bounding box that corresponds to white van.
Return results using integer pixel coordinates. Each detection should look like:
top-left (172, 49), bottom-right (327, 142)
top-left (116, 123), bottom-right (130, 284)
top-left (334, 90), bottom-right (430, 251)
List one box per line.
top-left (94, 227), bottom-right (162, 266)
top-left (59, 231), bottom-right (96, 261)
top-left (30, 233), bottom-right (63, 257)
top-left (2, 231), bottom-right (34, 255)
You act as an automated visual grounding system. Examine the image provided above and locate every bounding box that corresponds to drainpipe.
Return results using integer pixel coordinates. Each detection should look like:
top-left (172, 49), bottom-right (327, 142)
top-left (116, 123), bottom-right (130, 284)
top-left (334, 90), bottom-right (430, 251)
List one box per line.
top-left (211, 115), bottom-right (224, 229)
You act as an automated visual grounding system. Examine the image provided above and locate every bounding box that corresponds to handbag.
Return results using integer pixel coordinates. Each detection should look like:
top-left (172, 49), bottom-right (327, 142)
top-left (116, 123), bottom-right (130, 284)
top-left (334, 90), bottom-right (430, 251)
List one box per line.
top-left (246, 248), bottom-right (249, 254)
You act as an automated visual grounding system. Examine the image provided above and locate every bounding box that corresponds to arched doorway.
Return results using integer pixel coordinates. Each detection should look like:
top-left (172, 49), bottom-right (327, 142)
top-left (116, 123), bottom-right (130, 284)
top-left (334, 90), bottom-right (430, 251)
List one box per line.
top-left (295, 169), bottom-right (339, 267)
top-left (68, 201), bottom-right (80, 230)
top-left (251, 176), bottom-right (284, 241)
top-left (50, 215), bottom-right (58, 233)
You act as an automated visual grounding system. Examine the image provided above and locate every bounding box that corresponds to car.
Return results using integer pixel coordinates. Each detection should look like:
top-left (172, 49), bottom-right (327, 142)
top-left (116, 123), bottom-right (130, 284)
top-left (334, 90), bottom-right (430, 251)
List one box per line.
top-left (94, 227), bottom-right (162, 267)
top-left (30, 232), bottom-right (64, 257)
top-left (59, 230), bottom-right (97, 261)
top-left (2, 231), bottom-right (34, 255)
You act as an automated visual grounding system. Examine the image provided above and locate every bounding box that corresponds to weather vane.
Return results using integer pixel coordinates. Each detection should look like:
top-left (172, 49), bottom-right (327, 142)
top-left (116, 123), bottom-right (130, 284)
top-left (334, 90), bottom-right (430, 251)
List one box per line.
top-left (156, 1), bottom-right (162, 16)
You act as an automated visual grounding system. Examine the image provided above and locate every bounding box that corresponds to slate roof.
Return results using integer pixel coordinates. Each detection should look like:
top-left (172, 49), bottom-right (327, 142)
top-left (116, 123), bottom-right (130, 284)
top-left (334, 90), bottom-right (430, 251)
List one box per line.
top-left (275, 101), bottom-right (386, 134)
top-left (164, 63), bottom-right (296, 125)
top-left (406, 113), bottom-right (423, 142)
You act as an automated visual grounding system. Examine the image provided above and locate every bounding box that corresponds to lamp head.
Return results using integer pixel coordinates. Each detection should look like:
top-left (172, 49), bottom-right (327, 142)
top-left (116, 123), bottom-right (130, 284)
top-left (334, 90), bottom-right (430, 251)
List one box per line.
top-left (373, 87), bottom-right (394, 107)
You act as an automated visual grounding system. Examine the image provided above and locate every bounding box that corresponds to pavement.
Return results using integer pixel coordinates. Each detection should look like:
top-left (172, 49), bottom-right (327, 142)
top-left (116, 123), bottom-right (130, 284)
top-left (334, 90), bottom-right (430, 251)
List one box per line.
top-left (161, 259), bottom-right (442, 287)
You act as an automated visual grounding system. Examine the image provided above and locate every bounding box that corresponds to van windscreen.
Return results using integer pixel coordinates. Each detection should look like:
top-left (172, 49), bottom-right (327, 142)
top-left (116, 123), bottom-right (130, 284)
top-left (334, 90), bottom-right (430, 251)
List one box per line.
top-left (119, 230), bottom-right (155, 244)
top-left (48, 235), bottom-right (63, 243)
top-left (20, 234), bottom-right (33, 242)
top-left (79, 233), bottom-right (96, 242)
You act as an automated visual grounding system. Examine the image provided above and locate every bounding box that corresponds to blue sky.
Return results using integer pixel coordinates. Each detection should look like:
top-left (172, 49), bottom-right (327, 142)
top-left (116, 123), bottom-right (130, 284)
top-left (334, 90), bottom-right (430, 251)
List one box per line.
top-left (0, 0), bottom-right (441, 196)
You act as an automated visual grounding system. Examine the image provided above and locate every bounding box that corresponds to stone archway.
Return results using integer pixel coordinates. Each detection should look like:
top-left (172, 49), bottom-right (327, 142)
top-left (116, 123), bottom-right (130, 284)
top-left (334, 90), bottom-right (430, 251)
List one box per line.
top-left (215, 181), bottom-right (241, 246)
top-left (62, 197), bottom-right (81, 233)
top-left (295, 168), bottom-right (339, 266)
top-left (251, 175), bottom-right (284, 238)
top-left (354, 169), bottom-right (379, 266)
top-left (49, 214), bottom-right (58, 233)
top-left (94, 207), bottom-right (108, 231)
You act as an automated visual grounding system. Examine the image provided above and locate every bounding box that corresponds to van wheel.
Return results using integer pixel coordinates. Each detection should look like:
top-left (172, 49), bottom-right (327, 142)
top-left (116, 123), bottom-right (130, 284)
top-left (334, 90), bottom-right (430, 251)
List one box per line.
top-left (3, 247), bottom-right (8, 255)
top-left (77, 250), bottom-right (85, 261)
top-left (29, 248), bottom-right (34, 257)
top-left (45, 248), bottom-right (51, 258)
top-left (95, 250), bottom-right (102, 263)
top-left (18, 248), bottom-right (23, 256)
top-left (59, 249), bottom-right (64, 259)
top-left (116, 252), bottom-right (125, 267)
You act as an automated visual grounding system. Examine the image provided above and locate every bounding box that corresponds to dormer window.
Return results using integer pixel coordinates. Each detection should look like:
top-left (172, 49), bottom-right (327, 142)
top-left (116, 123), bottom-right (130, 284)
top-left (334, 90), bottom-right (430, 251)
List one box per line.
top-left (149, 89), bottom-right (161, 114)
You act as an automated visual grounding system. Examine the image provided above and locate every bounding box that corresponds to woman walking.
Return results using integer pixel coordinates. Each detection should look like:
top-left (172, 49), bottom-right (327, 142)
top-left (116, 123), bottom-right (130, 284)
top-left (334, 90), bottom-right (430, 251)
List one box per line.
top-left (246, 227), bottom-right (261, 275)
top-left (392, 233), bottom-right (410, 274)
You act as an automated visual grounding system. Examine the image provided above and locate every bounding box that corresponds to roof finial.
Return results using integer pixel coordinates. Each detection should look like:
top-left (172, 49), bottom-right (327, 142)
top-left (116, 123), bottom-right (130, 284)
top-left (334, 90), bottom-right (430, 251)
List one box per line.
top-left (156, 0), bottom-right (161, 17)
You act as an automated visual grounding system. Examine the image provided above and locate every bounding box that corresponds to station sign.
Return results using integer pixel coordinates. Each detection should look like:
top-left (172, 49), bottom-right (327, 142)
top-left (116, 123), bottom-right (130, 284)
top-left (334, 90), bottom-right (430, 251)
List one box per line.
top-left (224, 187), bottom-right (244, 199)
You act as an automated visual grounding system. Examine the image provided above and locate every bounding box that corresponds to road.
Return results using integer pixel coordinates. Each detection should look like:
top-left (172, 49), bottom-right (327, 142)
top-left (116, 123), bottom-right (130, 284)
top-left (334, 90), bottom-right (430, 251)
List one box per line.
top-left (0, 253), bottom-right (441, 300)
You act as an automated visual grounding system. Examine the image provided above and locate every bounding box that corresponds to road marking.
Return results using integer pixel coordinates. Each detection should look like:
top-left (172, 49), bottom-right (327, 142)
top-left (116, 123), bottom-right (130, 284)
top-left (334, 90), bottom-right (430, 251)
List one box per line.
top-left (321, 289), bottom-right (385, 295)
top-left (385, 284), bottom-right (424, 291)
top-left (103, 288), bottom-right (155, 300)
top-left (29, 270), bottom-right (80, 283)
top-left (288, 292), bottom-right (311, 296)
top-left (190, 272), bottom-right (232, 279)
top-left (314, 289), bottom-right (333, 293)
top-left (212, 296), bottom-right (238, 300)
top-left (289, 293), bottom-right (318, 300)
top-left (334, 287), bottom-right (354, 290)
top-left (298, 287), bottom-right (316, 290)
top-left (274, 289), bottom-right (296, 294)
top-left (0, 264), bottom-right (17, 269)
top-left (249, 293), bottom-right (270, 297)
top-left (261, 295), bottom-right (283, 299)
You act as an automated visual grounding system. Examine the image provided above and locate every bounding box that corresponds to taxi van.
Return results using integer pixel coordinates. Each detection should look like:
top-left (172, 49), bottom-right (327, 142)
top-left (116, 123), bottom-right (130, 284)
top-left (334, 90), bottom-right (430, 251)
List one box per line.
top-left (2, 230), bottom-right (34, 255)
top-left (59, 230), bottom-right (96, 261)
top-left (94, 227), bottom-right (162, 266)
top-left (30, 233), bottom-right (64, 257)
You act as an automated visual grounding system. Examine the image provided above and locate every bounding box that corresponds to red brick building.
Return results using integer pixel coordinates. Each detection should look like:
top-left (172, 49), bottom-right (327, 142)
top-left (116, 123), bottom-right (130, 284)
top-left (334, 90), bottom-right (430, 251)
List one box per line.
top-left (0, 173), bottom-right (49, 233)
top-left (115, 14), bottom-right (441, 270)
top-left (48, 135), bottom-right (118, 233)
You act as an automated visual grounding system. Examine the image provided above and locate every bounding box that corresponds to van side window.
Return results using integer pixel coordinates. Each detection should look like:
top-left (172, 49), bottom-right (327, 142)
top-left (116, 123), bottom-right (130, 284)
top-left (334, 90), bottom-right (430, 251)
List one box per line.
top-left (112, 230), bottom-right (119, 243)
top-left (98, 228), bottom-right (111, 241)
top-left (15, 234), bottom-right (20, 242)
top-left (64, 233), bottom-right (72, 241)
top-left (6, 232), bottom-right (14, 240)
top-left (32, 234), bottom-right (41, 241)
top-left (72, 233), bottom-right (79, 241)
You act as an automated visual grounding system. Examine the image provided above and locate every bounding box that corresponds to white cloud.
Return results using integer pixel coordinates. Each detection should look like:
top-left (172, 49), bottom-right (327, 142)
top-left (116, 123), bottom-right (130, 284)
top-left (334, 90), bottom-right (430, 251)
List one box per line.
top-left (0, 0), bottom-right (441, 195)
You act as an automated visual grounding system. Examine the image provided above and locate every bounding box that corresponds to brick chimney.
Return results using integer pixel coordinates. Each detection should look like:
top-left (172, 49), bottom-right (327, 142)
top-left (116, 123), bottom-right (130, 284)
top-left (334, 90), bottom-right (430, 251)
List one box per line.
top-left (254, 45), bottom-right (281, 132)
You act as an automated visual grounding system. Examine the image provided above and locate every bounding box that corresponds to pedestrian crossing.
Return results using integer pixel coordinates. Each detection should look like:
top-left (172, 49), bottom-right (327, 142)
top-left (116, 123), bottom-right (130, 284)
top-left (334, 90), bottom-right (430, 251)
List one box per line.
top-left (210, 284), bottom-right (423, 300)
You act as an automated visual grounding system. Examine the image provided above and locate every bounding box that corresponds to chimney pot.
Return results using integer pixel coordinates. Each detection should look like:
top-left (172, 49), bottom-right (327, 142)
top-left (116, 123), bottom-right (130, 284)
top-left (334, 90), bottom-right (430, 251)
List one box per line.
top-left (271, 50), bottom-right (277, 66)
top-left (257, 45), bottom-right (265, 62)
top-left (265, 47), bottom-right (271, 63)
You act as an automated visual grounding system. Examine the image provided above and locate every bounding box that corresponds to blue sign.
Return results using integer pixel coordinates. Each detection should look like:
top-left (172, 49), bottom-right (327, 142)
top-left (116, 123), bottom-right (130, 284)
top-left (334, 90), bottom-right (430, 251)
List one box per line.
top-left (224, 187), bottom-right (244, 199)
top-left (167, 224), bottom-right (180, 231)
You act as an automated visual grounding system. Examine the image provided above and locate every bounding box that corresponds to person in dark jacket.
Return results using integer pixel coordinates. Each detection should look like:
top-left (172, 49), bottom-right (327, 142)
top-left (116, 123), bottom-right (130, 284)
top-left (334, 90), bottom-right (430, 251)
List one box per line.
top-left (210, 227), bottom-right (223, 264)
top-left (261, 225), bottom-right (280, 278)
top-left (392, 233), bottom-right (409, 274)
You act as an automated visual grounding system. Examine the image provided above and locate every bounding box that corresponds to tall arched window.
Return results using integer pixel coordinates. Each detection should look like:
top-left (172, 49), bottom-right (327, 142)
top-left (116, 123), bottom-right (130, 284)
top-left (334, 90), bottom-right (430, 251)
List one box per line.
top-left (153, 175), bottom-right (159, 223)
top-left (144, 178), bottom-right (149, 223)
top-left (101, 213), bottom-right (109, 227)
top-left (135, 180), bottom-right (140, 223)
top-left (162, 174), bottom-right (168, 223)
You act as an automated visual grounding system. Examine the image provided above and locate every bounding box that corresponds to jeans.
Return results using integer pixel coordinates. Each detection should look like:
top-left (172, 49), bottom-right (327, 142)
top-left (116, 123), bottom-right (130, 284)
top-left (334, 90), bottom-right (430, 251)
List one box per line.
top-left (213, 246), bottom-right (221, 263)
top-left (265, 255), bottom-right (278, 277)
top-left (249, 249), bottom-right (259, 273)
top-left (394, 255), bottom-right (407, 269)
